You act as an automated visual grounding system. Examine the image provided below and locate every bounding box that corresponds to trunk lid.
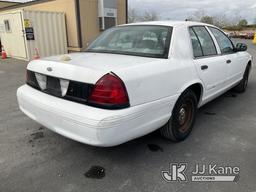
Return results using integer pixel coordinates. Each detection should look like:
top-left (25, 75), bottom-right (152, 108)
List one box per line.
top-left (27, 52), bottom-right (159, 84)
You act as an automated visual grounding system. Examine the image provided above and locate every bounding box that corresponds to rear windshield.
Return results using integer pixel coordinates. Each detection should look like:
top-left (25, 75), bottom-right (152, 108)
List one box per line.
top-left (86, 25), bottom-right (172, 59)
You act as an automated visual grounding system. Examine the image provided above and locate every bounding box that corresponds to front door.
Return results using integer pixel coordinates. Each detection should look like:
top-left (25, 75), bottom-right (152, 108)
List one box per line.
top-left (207, 26), bottom-right (247, 86)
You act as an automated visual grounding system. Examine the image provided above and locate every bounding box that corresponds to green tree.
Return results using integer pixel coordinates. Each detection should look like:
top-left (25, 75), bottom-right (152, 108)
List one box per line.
top-left (238, 19), bottom-right (248, 26)
top-left (190, 10), bottom-right (206, 21)
top-left (200, 16), bottom-right (214, 25)
top-left (128, 8), bottom-right (139, 23)
top-left (141, 11), bottom-right (159, 21)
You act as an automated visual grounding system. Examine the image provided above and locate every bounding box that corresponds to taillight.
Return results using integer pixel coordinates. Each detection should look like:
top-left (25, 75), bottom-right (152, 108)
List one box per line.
top-left (88, 73), bottom-right (130, 109)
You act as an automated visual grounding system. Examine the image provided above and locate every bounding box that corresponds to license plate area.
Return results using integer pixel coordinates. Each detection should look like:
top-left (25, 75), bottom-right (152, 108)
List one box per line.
top-left (46, 76), bottom-right (62, 97)
top-left (27, 70), bottom-right (93, 105)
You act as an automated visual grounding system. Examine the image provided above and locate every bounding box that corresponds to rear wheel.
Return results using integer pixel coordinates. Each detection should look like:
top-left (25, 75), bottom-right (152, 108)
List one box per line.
top-left (234, 65), bottom-right (250, 93)
top-left (160, 89), bottom-right (198, 142)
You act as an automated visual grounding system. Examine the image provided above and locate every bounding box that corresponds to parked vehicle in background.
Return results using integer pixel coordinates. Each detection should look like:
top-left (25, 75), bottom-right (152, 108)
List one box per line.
top-left (17, 21), bottom-right (252, 147)
top-left (238, 32), bottom-right (248, 39)
top-left (245, 32), bottom-right (254, 39)
top-left (231, 31), bottom-right (255, 39)
top-left (228, 32), bottom-right (235, 38)
top-left (224, 32), bottom-right (231, 38)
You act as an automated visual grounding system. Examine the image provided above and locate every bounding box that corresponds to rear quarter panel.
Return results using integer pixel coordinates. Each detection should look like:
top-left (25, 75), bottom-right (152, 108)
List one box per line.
top-left (114, 57), bottom-right (201, 107)
top-left (114, 25), bottom-right (203, 107)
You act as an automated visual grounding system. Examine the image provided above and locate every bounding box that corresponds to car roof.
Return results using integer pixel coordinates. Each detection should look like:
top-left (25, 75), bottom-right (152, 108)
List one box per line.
top-left (120, 20), bottom-right (216, 28)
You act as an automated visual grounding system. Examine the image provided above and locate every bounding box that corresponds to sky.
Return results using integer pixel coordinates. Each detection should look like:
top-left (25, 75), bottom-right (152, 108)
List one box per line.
top-left (4, 0), bottom-right (256, 23)
top-left (129, 0), bottom-right (256, 24)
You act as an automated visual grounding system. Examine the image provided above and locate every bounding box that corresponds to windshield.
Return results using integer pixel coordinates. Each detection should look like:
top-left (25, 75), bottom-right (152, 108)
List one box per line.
top-left (86, 25), bottom-right (172, 59)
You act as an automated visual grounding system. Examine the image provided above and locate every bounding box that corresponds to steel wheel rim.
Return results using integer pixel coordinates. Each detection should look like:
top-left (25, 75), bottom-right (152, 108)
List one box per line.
top-left (178, 100), bottom-right (193, 133)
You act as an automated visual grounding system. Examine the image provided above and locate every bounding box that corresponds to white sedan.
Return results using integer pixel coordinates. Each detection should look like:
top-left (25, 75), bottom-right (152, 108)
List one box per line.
top-left (17, 21), bottom-right (252, 147)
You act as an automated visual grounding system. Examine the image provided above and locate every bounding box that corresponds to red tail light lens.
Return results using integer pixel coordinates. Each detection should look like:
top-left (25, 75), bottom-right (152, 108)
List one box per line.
top-left (88, 73), bottom-right (130, 109)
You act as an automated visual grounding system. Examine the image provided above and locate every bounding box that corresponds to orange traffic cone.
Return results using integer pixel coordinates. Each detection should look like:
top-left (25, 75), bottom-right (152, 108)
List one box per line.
top-left (1, 46), bottom-right (7, 59)
top-left (33, 48), bottom-right (40, 60)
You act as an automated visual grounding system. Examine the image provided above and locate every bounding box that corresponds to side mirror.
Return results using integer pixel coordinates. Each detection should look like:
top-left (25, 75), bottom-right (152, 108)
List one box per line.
top-left (235, 43), bottom-right (247, 52)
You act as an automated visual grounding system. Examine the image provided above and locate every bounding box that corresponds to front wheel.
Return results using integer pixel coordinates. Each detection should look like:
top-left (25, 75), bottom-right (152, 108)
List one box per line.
top-left (160, 89), bottom-right (198, 142)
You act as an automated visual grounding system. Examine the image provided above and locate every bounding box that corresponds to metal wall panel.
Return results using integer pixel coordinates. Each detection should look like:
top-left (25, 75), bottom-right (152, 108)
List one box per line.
top-left (104, 0), bottom-right (117, 9)
top-left (23, 10), bottom-right (68, 60)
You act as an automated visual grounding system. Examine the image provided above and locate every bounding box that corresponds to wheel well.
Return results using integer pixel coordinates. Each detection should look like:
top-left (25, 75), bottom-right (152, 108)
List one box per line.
top-left (187, 83), bottom-right (203, 102)
top-left (248, 60), bottom-right (252, 71)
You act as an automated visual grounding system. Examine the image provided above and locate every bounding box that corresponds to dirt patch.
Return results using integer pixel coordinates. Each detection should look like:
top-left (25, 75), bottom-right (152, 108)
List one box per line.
top-left (148, 144), bottom-right (163, 152)
top-left (85, 166), bottom-right (105, 179)
top-left (204, 112), bottom-right (216, 116)
top-left (31, 132), bottom-right (44, 140)
top-left (225, 92), bottom-right (237, 98)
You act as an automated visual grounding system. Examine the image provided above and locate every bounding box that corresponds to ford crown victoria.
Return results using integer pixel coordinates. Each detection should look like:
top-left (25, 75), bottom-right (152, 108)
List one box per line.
top-left (17, 21), bottom-right (252, 146)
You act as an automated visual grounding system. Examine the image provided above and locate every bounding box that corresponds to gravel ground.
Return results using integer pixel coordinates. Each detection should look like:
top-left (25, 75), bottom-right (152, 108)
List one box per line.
top-left (0, 39), bottom-right (255, 192)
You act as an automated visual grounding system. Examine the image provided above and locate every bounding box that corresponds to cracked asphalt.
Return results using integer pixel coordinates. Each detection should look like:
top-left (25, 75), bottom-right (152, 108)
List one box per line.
top-left (0, 39), bottom-right (255, 192)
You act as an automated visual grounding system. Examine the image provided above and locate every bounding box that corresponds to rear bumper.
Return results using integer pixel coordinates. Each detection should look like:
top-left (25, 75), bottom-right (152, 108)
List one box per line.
top-left (17, 85), bottom-right (177, 147)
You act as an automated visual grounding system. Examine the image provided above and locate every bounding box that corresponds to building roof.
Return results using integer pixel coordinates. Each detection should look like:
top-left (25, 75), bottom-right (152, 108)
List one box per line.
top-left (0, 0), bottom-right (28, 9)
top-left (0, 0), bottom-right (35, 9)
top-left (0, 0), bottom-right (34, 2)
top-left (0, 1), bottom-right (19, 9)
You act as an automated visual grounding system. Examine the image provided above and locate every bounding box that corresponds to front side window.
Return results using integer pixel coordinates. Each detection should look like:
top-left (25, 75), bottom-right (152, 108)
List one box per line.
top-left (86, 25), bottom-right (172, 58)
top-left (190, 26), bottom-right (217, 57)
top-left (209, 27), bottom-right (234, 54)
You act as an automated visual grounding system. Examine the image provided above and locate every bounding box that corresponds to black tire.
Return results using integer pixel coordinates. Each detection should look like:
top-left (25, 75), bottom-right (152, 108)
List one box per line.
top-left (160, 89), bottom-right (198, 142)
top-left (234, 65), bottom-right (250, 93)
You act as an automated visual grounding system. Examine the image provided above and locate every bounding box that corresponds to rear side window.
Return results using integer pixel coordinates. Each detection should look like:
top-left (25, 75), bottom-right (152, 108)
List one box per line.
top-left (189, 28), bottom-right (203, 57)
top-left (208, 27), bottom-right (234, 54)
top-left (190, 26), bottom-right (217, 57)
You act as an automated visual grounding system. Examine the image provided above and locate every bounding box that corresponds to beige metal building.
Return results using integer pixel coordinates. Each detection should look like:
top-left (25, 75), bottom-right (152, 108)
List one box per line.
top-left (0, 9), bottom-right (68, 60)
top-left (0, 0), bottom-right (128, 58)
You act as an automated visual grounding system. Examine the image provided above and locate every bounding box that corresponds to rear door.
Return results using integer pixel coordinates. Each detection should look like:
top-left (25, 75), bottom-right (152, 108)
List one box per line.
top-left (189, 26), bottom-right (228, 100)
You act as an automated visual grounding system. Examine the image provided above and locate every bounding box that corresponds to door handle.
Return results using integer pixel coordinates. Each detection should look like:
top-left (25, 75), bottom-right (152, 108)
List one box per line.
top-left (226, 60), bottom-right (232, 64)
top-left (201, 65), bottom-right (208, 70)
